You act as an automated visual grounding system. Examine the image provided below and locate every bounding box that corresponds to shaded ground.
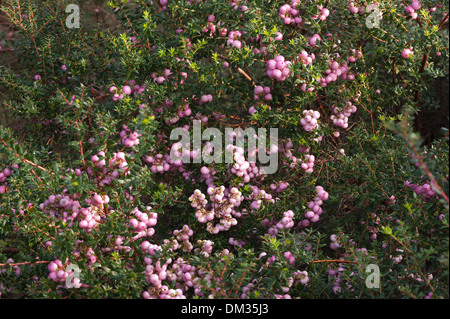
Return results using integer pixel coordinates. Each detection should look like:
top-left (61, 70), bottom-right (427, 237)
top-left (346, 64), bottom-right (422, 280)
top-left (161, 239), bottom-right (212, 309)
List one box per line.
top-left (0, 4), bottom-right (19, 130)
top-left (417, 77), bottom-right (449, 144)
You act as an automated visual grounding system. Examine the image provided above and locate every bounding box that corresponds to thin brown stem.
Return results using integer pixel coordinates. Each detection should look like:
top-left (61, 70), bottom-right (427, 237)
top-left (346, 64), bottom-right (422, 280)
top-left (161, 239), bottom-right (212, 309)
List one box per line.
top-left (0, 260), bottom-right (50, 267)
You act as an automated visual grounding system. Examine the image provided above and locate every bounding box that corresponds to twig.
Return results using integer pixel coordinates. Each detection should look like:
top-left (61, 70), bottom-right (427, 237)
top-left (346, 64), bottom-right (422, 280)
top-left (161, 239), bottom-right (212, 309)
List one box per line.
top-left (0, 260), bottom-right (50, 267)
top-left (432, 131), bottom-right (449, 160)
top-left (237, 67), bottom-right (256, 87)
top-left (438, 12), bottom-right (449, 31)
top-left (0, 138), bottom-right (50, 173)
top-left (357, 102), bottom-right (375, 136)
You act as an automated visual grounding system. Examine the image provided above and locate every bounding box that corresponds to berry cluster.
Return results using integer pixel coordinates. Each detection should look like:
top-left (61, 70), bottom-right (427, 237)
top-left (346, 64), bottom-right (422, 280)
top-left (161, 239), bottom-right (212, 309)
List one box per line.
top-left (39, 194), bottom-right (81, 226)
top-left (231, 0), bottom-right (249, 12)
top-left (189, 186), bottom-right (244, 234)
top-left (279, 1), bottom-right (330, 25)
top-left (300, 154), bottom-right (315, 173)
top-left (254, 86), bottom-right (272, 101)
top-left (142, 255), bottom-right (220, 299)
top-left (248, 185), bottom-right (275, 212)
top-left (390, 248), bottom-right (405, 264)
top-left (1, 259), bottom-right (21, 276)
top-left (227, 31), bottom-right (245, 49)
top-left (102, 235), bottom-right (132, 254)
top-left (298, 186), bottom-right (329, 228)
top-left (194, 239), bottom-right (214, 257)
top-left (401, 47), bottom-right (414, 59)
top-left (151, 69), bottom-right (172, 84)
top-left (312, 5), bottom-right (330, 21)
top-left (177, 103), bottom-right (192, 119)
top-left (199, 94), bottom-right (213, 106)
top-left (129, 206), bottom-right (158, 242)
top-left (330, 101), bottom-right (358, 129)
top-left (276, 210), bottom-right (295, 230)
top-left (264, 210), bottom-right (296, 238)
top-left (404, 1), bottom-right (422, 19)
top-left (284, 251), bottom-right (295, 265)
top-left (88, 151), bottom-right (129, 186)
top-left (298, 50), bottom-right (315, 66)
top-left (143, 257), bottom-right (176, 298)
top-left (203, 14), bottom-right (217, 35)
top-left (266, 55), bottom-right (291, 81)
top-left (280, 141), bottom-right (316, 173)
top-left (172, 225), bottom-right (195, 252)
top-left (47, 259), bottom-right (82, 289)
top-left (78, 204), bottom-right (104, 232)
top-left (405, 180), bottom-right (437, 201)
top-left (144, 153), bottom-right (176, 173)
top-left (226, 144), bottom-right (263, 184)
top-left (306, 33), bottom-right (322, 47)
top-left (110, 80), bottom-right (147, 102)
top-left (269, 181), bottom-right (289, 193)
top-left (329, 234), bottom-right (342, 250)
top-left (300, 110), bottom-right (320, 132)
top-left (279, 2), bottom-right (304, 25)
top-left (318, 56), bottom-right (359, 87)
top-left (292, 270), bottom-right (310, 285)
top-left (0, 165), bottom-right (17, 194)
top-left (158, 0), bottom-right (168, 11)
top-left (120, 125), bottom-right (142, 148)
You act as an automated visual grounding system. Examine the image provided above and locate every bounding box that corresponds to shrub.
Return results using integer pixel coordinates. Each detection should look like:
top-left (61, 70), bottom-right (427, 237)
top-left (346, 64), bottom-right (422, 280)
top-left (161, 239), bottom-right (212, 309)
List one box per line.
top-left (0, 0), bottom-right (448, 299)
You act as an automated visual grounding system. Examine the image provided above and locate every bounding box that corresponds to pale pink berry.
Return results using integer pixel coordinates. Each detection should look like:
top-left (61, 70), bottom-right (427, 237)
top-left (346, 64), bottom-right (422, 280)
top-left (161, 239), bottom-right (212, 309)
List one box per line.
top-left (401, 48), bottom-right (413, 59)
top-left (48, 262), bottom-right (58, 272)
top-left (411, 0), bottom-right (421, 10)
top-left (122, 85), bottom-right (132, 95)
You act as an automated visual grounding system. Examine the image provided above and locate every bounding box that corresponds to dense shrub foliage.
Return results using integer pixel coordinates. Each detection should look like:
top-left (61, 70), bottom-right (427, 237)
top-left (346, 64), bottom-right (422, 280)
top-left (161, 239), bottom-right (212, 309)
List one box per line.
top-left (0, 0), bottom-right (448, 299)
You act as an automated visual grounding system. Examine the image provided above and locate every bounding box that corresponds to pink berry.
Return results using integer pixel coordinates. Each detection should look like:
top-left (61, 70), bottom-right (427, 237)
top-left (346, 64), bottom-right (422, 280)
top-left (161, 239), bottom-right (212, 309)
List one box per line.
top-left (411, 0), bottom-right (421, 10)
top-left (122, 85), bottom-right (132, 95)
top-left (401, 48), bottom-right (413, 59)
top-left (48, 262), bottom-right (58, 272)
